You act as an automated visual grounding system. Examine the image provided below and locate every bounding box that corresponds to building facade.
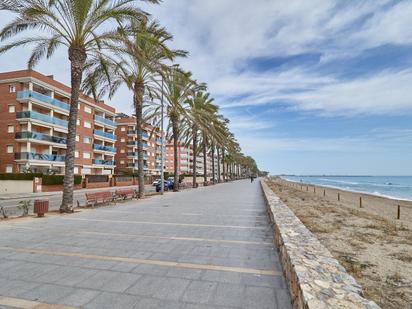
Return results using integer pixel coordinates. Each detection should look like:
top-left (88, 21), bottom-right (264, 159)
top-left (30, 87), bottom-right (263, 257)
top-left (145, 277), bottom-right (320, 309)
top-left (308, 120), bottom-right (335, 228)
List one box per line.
top-left (165, 142), bottom-right (217, 177)
top-left (0, 70), bottom-right (117, 175)
top-left (115, 115), bottom-right (163, 176)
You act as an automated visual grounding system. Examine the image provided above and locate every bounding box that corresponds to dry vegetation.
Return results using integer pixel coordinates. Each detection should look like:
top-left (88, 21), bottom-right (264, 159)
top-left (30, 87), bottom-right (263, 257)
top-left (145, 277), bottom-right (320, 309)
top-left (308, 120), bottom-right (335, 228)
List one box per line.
top-left (268, 179), bottom-right (412, 309)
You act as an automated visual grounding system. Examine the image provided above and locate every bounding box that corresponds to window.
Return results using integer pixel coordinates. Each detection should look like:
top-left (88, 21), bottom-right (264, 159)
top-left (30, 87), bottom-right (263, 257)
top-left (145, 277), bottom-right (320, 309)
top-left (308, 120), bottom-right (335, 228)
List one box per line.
top-left (120, 160), bottom-right (125, 164)
top-left (121, 149), bottom-right (125, 153)
top-left (75, 135), bottom-right (80, 142)
top-left (121, 127), bottom-right (126, 131)
top-left (121, 138), bottom-right (125, 142)
top-left (83, 152), bottom-right (91, 159)
top-left (7, 125), bottom-right (14, 133)
top-left (74, 151), bottom-right (79, 158)
top-left (7, 145), bottom-right (13, 153)
top-left (76, 119), bottom-right (80, 125)
top-left (82, 167), bottom-right (91, 174)
top-left (5, 165), bottom-right (12, 173)
top-left (74, 167), bottom-right (79, 174)
top-left (8, 105), bottom-right (15, 113)
top-left (83, 136), bottom-right (91, 144)
top-left (84, 121), bottom-right (91, 129)
top-left (84, 105), bottom-right (92, 113)
top-left (9, 85), bottom-right (16, 93)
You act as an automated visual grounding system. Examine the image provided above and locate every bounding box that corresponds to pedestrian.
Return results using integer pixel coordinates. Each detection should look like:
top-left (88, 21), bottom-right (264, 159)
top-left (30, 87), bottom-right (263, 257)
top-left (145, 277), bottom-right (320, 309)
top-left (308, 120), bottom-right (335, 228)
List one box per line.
top-left (250, 176), bottom-right (254, 183)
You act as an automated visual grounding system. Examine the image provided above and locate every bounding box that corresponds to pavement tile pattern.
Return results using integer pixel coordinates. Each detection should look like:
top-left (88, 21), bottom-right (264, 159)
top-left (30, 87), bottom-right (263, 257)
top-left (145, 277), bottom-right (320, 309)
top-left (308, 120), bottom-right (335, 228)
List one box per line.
top-left (0, 180), bottom-right (291, 308)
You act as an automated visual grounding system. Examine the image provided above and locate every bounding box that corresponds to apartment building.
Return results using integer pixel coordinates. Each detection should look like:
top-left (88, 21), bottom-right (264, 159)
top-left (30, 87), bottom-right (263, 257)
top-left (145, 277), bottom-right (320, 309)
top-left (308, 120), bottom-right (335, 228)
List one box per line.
top-left (0, 70), bottom-right (117, 175)
top-left (115, 115), bottom-right (163, 176)
top-left (165, 143), bottom-right (217, 177)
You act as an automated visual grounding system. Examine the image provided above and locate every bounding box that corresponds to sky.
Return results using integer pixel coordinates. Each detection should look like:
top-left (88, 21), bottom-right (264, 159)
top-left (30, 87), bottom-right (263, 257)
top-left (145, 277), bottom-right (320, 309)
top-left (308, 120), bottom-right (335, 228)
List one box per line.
top-left (1, 0), bottom-right (412, 175)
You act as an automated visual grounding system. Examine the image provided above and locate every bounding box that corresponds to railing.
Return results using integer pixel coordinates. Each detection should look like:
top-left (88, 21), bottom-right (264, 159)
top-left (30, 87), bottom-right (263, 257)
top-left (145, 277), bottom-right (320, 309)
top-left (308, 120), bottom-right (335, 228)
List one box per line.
top-left (93, 129), bottom-right (116, 140)
top-left (92, 159), bottom-right (115, 166)
top-left (16, 111), bottom-right (68, 128)
top-left (93, 144), bottom-right (116, 153)
top-left (128, 163), bottom-right (149, 169)
top-left (127, 131), bottom-right (149, 139)
top-left (127, 152), bottom-right (149, 160)
top-left (94, 115), bottom-right (117, 127)
top-left (17, 90), bottom-right (70, 111)
top-left (16, 131), bottom-right (67, 145)
top-left (15, 152), bottom-right (65, 162)
top-left (127, 141), bottom-right (148, 148)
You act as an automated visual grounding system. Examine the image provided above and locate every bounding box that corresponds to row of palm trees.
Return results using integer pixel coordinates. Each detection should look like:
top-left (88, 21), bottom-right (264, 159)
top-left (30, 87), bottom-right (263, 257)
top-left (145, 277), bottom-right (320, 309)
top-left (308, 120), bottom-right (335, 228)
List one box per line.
top-left (0, 0), bottom-right (259, 213)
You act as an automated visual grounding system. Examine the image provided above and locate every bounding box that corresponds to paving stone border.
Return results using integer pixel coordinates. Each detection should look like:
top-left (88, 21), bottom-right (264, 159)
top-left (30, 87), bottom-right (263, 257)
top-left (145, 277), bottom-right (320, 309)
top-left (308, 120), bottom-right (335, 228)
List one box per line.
top-left (260, 180), bottom-right (380, 309)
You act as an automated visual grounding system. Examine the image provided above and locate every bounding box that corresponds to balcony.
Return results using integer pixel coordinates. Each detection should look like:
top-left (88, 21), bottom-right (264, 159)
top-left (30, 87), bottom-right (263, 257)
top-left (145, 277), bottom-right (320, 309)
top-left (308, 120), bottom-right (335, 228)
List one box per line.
top-left (15, 152), bottom-right (65, 162)
top-left (127, 152), bottom-right (149, 160)
top-left (93, 144), bottom-right (116, 153)
top-left (92, 159), bottom-right (115, 166)
top-left (127, 141), bottom-right (148, 148)
top-left (93, 129), bottom-right (116, 140)
top-left (156, 138), bottom-right (162, 144)
top-left (128, 163), bottom-right (148, 170)
top-left (16, 131), bottom-right (67, 145)
top-left (16, 111), bottom-right (68, 128)
top-left (16, 90), bottom-right (70, 111)
top-left (94, 115), bottom-right (117, 128)
top-left (127, 131), bottom-right (149, 139)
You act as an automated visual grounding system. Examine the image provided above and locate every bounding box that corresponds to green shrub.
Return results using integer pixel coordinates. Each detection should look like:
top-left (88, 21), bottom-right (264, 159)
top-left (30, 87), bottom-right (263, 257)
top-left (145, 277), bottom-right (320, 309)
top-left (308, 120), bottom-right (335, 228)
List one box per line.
top-left (42, 174), bottom-right (82, 185)
top-left (0, 173), bottom-right (42, 181)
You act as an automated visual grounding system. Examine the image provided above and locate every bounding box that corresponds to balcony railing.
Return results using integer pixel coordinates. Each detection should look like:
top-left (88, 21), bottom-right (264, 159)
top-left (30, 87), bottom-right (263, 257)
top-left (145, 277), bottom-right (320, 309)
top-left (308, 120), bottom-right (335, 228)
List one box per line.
top-left (17, 90), bottom-right (70, 111)
top-left (127, 152), bottom-right (149, 160)
top-left (16, 111), bottom-right (68, 128)
top-left (128, 163), bottom-right (148, 169)
top-left (16, 131), bottom-right (67, 145)
top-left (127, 131), bottom-right (149, 139)
top-left (15, 152), bottom-right (65, 162)
top-left (127, 141), bottom-right (148, 148)
top-left (92, 159), bottom-right (115, 166)
top-left (94, 115), bottom-right (117, 127)
top-left (93, 144), bottom-right (116, 153)
top-left (93, 129), bottom-right (116, 140)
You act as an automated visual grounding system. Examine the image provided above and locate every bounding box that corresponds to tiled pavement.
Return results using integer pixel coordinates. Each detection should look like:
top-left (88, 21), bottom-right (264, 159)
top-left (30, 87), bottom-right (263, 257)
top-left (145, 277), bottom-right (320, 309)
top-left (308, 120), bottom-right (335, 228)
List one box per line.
top-left (0, 180), bottom-right (291, 309)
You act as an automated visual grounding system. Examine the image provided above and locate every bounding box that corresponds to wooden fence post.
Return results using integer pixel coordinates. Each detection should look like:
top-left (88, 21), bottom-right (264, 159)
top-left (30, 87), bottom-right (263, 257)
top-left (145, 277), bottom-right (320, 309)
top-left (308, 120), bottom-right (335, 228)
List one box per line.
top-left (359, 197), bottom-right (362, 208)
top-left (338, 193), bottom-right (340, 201)
top-left (323, 189), bottom-right (326, 197)
top-left (397, 205), bottom-right (400, 220)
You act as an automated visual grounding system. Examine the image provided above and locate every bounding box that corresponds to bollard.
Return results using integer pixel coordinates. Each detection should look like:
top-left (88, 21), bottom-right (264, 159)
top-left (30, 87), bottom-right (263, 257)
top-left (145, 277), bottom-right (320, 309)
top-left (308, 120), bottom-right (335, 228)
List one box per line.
top-left (338, 193), bottom-right (340, 201)
top-left (359, 197), bottom-right (362, 208)
top-left (397, 205), bottom-right (400, 220)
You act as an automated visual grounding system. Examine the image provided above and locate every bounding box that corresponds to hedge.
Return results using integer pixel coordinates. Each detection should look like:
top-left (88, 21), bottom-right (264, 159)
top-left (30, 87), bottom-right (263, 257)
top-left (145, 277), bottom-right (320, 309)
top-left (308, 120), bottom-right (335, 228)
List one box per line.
top-left (0, 173), bottom-right (42, 181)
top-left (42, 174), bottom-right (82, 185)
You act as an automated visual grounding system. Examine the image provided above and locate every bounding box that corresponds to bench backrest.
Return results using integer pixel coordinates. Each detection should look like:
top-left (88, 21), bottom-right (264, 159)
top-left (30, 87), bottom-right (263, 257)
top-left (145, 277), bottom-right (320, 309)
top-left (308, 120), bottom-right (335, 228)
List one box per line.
top-left (116, 189), bottom-right (134, 195)
top-left (86, 191), bottom-right (113, 200)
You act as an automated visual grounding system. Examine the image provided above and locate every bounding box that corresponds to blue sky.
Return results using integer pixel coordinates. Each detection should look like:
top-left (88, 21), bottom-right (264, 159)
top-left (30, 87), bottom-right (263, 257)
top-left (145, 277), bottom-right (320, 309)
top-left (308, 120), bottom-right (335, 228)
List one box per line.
top-left (1, 0), bottom-right (412, 175)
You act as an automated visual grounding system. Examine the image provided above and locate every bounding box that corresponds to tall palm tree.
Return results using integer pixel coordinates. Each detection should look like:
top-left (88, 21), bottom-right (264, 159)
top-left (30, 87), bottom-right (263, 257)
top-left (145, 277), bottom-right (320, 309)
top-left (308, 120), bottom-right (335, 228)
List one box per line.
top-left (185, 92), bottom-right (217, 187)
top-left (83, 19), bottom-right (185, 198)
top-left (155, 67), bottom-right (200, 191)
top-left (0, 0), bottom-right (155, 212)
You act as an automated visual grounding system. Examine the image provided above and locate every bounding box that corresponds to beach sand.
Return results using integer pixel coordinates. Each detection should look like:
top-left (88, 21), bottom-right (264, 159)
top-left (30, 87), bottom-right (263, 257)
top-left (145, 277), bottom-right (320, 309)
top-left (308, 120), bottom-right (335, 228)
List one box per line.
top-left (267, 177), bottom-right (412, 309)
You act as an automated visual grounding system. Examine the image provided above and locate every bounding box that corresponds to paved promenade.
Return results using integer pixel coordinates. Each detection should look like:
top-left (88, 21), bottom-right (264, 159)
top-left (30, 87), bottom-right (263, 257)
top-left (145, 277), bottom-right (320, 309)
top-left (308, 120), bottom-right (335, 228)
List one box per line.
top-left (0, 180), bottom-right (291, 309)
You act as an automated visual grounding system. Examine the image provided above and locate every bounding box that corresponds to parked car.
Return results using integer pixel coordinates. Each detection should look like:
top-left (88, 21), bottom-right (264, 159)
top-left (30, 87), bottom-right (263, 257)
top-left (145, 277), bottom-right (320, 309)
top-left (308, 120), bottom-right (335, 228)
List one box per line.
top-left (152, 179), bottom-right (161, 186)
top-left (155, 180), bottom-right (174, 192)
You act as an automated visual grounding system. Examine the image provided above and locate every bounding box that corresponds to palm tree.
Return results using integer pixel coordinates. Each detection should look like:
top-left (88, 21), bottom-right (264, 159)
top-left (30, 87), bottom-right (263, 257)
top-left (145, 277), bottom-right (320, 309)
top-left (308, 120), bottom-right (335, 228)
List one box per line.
top-left (83, 19), bottom-right (185, 198)
top-left (0, 0), bottom-right (155, 212)
top-left (185, 92), bottom-right (217, 187)
top-left (160, 67), bottom-right (202, 191)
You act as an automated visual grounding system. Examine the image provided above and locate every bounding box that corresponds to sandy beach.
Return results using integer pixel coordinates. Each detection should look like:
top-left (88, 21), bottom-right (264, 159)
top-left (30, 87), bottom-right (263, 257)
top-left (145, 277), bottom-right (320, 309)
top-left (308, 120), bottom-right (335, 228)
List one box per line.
top-left (267, 177), bottom-right (412, 309)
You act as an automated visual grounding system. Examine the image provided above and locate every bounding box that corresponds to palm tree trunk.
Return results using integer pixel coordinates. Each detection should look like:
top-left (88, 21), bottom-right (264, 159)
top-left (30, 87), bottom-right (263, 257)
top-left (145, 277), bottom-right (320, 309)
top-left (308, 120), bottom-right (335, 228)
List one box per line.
top-left (217, 147), bottom-right (221, 183)
top-left (134, 81), bottom-right (145, 198)
top-left (203, 135), bottom-right (207, 185)
top-left (222, 148), bottom-right (226, 182)
top-left (211, 143), bottom-right (215, 184)
top-left (61, 47), bottom-right (86, 213)
top-left (192, 125), bottom-right (197, 188)
top-left (172, 116), bottom-right (179, 191)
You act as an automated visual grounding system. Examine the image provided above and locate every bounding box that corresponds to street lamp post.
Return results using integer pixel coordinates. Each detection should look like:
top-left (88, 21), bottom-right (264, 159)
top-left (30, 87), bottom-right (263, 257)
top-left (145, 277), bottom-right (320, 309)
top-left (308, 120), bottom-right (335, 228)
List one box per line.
top-left (160, 77), bottom-right (165, 194)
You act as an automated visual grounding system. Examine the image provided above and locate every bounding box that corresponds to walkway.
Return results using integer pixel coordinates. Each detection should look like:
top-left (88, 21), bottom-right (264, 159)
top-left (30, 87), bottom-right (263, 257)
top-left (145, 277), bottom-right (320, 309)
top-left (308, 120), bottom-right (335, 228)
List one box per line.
top-left (0, 180), bottom-right (291, 309)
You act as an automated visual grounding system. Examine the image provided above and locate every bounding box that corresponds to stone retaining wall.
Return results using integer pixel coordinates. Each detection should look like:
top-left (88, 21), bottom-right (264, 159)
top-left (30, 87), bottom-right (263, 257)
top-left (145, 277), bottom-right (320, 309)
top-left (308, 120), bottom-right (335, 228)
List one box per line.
top-left (260, 180), bottom-right (380, 309)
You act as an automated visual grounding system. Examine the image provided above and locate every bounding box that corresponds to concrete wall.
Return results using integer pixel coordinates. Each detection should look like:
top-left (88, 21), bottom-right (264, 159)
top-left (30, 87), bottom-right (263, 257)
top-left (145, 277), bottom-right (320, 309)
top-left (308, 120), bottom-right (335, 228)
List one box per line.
top-left (0, 180), bottom-right (33, 194)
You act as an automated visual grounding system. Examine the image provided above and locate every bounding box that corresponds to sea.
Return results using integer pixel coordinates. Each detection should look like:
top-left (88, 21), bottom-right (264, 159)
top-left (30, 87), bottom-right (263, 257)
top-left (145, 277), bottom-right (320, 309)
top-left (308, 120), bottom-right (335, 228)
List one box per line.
top-left (281, 176), bottom-right (412, 201)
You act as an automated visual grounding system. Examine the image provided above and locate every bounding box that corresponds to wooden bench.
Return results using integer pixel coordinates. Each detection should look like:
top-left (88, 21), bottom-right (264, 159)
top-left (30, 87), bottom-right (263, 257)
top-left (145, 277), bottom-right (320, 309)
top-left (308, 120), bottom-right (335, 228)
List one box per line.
top-left (85, 191), bottom-right (114, 207)
top-left (115, 189), bottom-right (135, 200)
